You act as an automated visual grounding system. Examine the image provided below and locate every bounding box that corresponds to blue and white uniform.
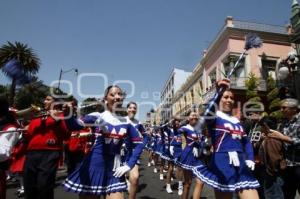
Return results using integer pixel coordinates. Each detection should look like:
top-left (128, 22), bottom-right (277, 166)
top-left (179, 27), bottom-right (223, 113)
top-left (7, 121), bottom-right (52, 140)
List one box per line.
top-left (169, 128), bottom-right (183, 160)
top-left (193, 111), bottom-right (260, 192)
top-left (145, 129), bottom-right (154, 151)
top-left (176, 124), bottom-right (204, 170)
top-left (123, 116), bottom-right (146, 164)
top-left (64, 111), bottom-right (143, 195)
top-left (153, 128), bottom-right (164, 156)
top-left (160, 127), bottom-right (172, 161)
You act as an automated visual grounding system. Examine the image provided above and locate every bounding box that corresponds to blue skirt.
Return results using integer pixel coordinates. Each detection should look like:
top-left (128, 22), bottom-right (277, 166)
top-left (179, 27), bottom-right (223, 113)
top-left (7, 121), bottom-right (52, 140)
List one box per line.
top-left (193, 152), bottom-right (260, 192)
top-left (160, 146), bottom-right (172, 161)
top-left (176, 146), bottom-right (203, 170)
top-left (172, 145), bottom-right (182, 160)
top-left (145, 140), bottom-right (154, 151)
top-left (154, 143), bottom-right (164, 156)
top-left (63, 141), bottom-right (127, 195)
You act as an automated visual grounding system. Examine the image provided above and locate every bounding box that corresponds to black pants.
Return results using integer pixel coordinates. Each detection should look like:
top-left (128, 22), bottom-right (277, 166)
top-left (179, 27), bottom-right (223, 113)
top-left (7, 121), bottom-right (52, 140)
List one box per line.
top-left (282, 166), bottom-right (300, 199)
top-left (24, 151), bottom-right (60, 199)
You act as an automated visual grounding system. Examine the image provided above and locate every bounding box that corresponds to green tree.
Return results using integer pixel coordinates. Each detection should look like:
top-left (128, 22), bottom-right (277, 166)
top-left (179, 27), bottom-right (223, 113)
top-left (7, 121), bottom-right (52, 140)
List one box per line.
top-left (266, 75), bottom-right (283, 120)
top-left (0, 84), bottom-right (9, 98)
top-left (0, 41), bottom-right (41, 105)
top-left (14, 77), bottom-right (49, 110)
top-left (245, 72), bottom-right (262, 108)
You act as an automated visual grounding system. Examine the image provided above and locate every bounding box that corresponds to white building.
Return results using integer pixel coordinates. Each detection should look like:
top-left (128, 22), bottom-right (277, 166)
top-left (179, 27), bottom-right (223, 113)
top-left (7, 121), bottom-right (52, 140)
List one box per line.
top-left (160, 68), bottom-right (191, 122)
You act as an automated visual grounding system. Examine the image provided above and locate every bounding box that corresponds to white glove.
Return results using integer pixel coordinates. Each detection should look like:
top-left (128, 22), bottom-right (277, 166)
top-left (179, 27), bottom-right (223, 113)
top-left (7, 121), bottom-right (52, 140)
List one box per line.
top-left (120, 143), bottom-right (126, 156)
top-left (169, 146), bottom-right (174, 156)
top-left (113, 165), bottom-right (131, 178)
top-left (192, 147), bottom-right (199, 158)
top-left (228, 151), bottom-right (240, 167)
top-left (245, 160), bottom-right (255, 171)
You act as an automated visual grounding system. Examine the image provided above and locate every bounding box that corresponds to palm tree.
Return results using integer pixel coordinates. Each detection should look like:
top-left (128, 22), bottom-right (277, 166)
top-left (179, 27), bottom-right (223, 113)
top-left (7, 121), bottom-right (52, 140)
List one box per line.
top-left (0, 41), bottom-right (41, 105)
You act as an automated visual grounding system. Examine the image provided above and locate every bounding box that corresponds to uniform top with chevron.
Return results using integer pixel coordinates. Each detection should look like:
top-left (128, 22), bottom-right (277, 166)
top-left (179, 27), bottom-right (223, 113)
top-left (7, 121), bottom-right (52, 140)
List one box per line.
top-left (83, 111), bottom-right (143, 157)
top-left (125, 116), bottom-right (145, 151)
top-left (125, 116), bottom-right (145, 138)
top-left (151, 128), bottom-right (161, 144)
top-left (178, 124), bottom-right (201, 147)
top-left (209, 111), bottom-right (254, 160)
top-left (169, 128), bottom-right (182, 147)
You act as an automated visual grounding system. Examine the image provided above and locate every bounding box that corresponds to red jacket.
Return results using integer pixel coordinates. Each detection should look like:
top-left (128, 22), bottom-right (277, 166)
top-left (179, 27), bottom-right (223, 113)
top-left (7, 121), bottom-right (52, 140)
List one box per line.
top-left (68, 128), bottom-right (91, 152)
top-left (26, 114), bottom-right (70, 151)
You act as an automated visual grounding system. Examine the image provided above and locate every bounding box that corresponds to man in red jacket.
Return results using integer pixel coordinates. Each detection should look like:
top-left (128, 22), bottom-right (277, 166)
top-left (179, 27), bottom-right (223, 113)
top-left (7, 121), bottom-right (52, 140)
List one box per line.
top-left (23, 95), bottom-right (76, 199)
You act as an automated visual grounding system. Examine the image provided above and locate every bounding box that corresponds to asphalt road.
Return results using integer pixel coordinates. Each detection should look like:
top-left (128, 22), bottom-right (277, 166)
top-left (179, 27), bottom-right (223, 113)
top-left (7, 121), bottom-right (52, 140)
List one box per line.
top-left (6, 152), bottom-right (300, 199)
top-left (6, 152), bottom-right (214, 199)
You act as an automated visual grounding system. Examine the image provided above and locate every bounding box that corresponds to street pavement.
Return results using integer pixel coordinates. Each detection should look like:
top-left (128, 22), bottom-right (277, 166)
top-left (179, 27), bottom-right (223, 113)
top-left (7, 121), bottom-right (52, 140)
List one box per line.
top-left (6, 152), bottom-right (300, 199)
top-left (6, 152), bottom-right (214, 199)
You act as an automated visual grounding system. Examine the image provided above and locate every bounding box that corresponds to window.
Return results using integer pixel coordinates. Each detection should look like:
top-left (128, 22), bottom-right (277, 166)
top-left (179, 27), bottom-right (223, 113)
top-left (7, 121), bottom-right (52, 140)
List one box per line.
top-left (209, 69), bottom-right (217, 85)
top-left (223, 55), bottom-right (245, 78)
top-left (262, 59), bottom-right (277, 80)
top-left (199, 75), bottom-right (203, 92)
top-left (190, 89), bottom-right (194, 104)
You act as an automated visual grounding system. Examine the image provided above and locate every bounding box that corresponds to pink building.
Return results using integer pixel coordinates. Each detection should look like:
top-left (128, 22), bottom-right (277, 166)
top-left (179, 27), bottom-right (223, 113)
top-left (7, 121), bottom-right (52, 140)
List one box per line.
top-left (173, 16), bottom-right (293, 118)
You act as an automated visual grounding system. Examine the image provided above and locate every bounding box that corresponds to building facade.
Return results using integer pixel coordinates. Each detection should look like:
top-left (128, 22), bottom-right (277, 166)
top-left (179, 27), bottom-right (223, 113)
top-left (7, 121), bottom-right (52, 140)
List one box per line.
top-left (160, 68), bottom-right (191, 122)
top-left (173, 16), bottom-right (292, 118)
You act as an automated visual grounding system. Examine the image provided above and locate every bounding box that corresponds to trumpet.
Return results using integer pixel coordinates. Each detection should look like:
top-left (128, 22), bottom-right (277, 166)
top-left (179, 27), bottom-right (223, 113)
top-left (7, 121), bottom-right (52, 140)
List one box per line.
top-left (16, 105), bottom-right (42, 117)
top-left (0, 128), bottom-right (27, 134)
top-left (79, 101), bottom-right (103, 110)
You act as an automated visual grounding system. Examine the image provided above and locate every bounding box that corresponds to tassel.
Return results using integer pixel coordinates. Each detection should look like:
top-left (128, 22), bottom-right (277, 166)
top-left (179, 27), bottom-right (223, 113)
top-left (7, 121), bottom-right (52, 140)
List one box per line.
top-left (2, 59), bottom-right (33, 85)
top-left (244, 33), bottom-right (263, 50)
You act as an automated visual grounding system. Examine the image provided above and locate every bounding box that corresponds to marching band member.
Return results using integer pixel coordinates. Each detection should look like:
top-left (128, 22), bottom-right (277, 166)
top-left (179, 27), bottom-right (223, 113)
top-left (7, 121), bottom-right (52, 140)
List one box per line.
top-left (177, 111), bottom-right (204, 199)
top-left (9, 128), bottom-right (27, 197)
top-left (167, 117), bottom-right (184, 195)
top-left (152, 127), bottom-right (162, 174)
top-left (125, 101), bottom-right (146, 199)
top-left (23, 95), bottom-right (76, 199)
top-left (0, 97), bottom-right (20, 199)
top-left (66, 127), bottom-right (91, 175)
top-left (64, 85), bottom-right (144, 199)
top-left (193, 79), bottom-right (259, 199)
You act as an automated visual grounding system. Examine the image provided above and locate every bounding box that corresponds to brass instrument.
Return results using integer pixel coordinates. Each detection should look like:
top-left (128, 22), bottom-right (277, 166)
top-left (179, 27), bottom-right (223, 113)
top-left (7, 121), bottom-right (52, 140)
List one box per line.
top-left (16, 105), bottom-right (41, 117)
top-left (0, 128), bottom-right (27, 134)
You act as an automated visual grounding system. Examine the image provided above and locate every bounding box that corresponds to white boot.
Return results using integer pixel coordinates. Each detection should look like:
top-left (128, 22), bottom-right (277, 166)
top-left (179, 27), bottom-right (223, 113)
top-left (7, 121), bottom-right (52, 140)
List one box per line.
top-left (178, 181), bottom-right (183, 196)
top-left (147, 162), bottom-right (151, 167)
top-left (153, 168), bottom-right (158, 173)
top-left (159, 173), bottom-right (164, 180)
top-left (151, 160), bottom-right (155, 165)
top-left (166, 183), bottom-right (173, 193)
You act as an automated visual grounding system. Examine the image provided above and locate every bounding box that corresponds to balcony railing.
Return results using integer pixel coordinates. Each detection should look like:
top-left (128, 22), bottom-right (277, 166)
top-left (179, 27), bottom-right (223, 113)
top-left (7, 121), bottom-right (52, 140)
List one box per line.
top-left (230, 77), bottom-right (267, 91)
top-left (202, 77), bottom-right (267, 103)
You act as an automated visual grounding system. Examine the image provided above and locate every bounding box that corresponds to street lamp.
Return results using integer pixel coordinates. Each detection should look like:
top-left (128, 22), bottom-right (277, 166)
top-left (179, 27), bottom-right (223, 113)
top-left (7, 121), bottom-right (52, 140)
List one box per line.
top-left (57, 68), bottom-right (78, 91)
top-left (277, 50), bottom-right (300, 100)
top-left (276, 0), bottom-right (300, 100)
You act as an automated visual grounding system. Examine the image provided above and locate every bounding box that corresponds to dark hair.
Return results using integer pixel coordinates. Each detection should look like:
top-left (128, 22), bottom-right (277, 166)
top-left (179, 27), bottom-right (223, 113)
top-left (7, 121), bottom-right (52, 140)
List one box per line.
top-left (104, 85), bottom-right (122, 99)
top-left (127, 101), bottom-right (137, 108)
top-left (222, 88), bottom-right (234, 96)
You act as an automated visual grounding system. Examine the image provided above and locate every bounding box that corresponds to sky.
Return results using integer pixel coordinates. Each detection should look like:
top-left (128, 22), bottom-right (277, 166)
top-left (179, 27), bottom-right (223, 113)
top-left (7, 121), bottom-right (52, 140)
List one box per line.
top-left (0, 0), bottom-right (292, 121)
